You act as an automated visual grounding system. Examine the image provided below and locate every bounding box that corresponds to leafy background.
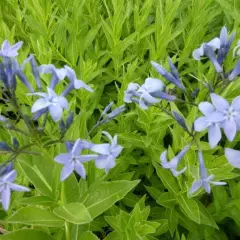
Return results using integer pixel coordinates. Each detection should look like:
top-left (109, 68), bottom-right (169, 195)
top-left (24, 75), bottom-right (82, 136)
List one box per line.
top-left (1, 0), bottom-right (240, 239)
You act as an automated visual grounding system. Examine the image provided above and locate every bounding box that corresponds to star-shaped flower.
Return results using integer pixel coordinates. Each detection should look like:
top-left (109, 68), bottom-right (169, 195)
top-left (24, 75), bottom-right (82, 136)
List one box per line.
top-left (189, 151), bottom-right (226, 194)
top-left (91, 131), bottom-right (123, 173)
top-left (28, 87), bottom-right (69, 122)
top-left (54, 139), bottom-right (98, 181)
top-left (0, 40), bottom-right (23, 58)
top-left (160, 144), bottom-right (190, 177)
top-left (194, 101), bottom-right (222, 148)
top-left (0, 170), bottom-right (30, 210)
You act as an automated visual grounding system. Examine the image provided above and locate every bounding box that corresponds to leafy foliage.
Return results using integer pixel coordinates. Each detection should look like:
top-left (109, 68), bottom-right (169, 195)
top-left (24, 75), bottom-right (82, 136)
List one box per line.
top-left (0, 0), bottom-right (240, 240)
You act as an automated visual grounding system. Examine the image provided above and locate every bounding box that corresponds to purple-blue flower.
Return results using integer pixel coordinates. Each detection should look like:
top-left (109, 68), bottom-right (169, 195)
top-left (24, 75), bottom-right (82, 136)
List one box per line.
top-left (194, 101), bottom-right (222, 148)
top-left (225, 148), bottom-right (240, 168)
top-left (38, 64), bottom-right (66, 89)
top-left (0, 40), bottom-right (23, 58)
top-left (28, 87), bottom-right (69, 122)
top-left (54, 139), bottom-right (98, 181)
top-left (124, 78), bottom-right (166, 109)
top-left (0, 170), bottom-right (30, 210)
top-left (189, 151), bottom-right (226, 194)
top-left (151, 58), bottom-right (185, 91)
top-left (192, 37), bottom-right (222, 73)
top-left (160, 144), bottom-right (190, 176)
top-left (217, 26), bottom-right (236, 65)
top-left (91, 131), bottom-right (123, 173)
top-left (64, 65), bottom-right (93, 91)
top-left (207, 93), bottom-right (240, 142)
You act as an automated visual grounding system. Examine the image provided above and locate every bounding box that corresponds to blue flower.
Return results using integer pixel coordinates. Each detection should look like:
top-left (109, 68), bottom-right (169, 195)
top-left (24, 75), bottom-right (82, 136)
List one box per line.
top-left (0, 170), bottom-right (30, 210)
top-left (217, 26), bottom-right (236, 65)
top-left (225, 148), bottom-right (240, 168)
top-left (0, 40), bottom-right (23, 58)
top-left (38, 64), bottom-right (66, 89)
top-left (194, 101), bottom-right (222, 148)
top-left (91, 131), bottom-right (123, 173)
top-left (160, 144), bottom-right (190, 176)
top-left (228, 59), bottom-right (240, 81)
top-left (64, 65), bottom-right (93, 92)
top-left (28, 87), bottom-right (69, 122)
top-left (124, 78), bottom-right (166, 109)
top-left (193, 37), bottom-right (222, 73)
top-left (207, 93), bottom-right (240, 142)
top-left (151, 58), bottom-right (185, 91)
top-left (54, 139), bottom-right (98, 181)
top-left (190, 151), bottom-right (226, 194)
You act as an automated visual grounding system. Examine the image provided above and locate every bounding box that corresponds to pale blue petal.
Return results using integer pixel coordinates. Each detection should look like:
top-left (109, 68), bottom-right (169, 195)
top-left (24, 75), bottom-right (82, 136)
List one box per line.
top-left (1, 186), bottom-right (10, 210)
top-left (207, 111), bottom-right (225, 122)
top-left (64, 65), bottom-right (76, 81)
top-left (74, 79), bottom-right (93, 92)
top-left (189, 180), bottom-right (202, 194)
top-left (72, 139), bottom-right (83, 156)
top-left (49, 104), bottom-right (63, 122)
top-left (208, 123), bottom-right (221, 148)
top-left (37, 64), bottom-right (55, 74)
top-left (74, 162), bottom-right (86, 179)
top-left (139, 98), bottom-right (149, 109)
top-left (225, 148), bottom-right (240, 168)
top-left (31, 98), bottom-right (50, 113)
top-left (171, 167), bottom-right (187, 177)
top-left (55, 68), bottom-right (66, 80)
top-left (194, 116), bottom-right (209, 131)
top-left (231, 96), bottom-right (240, 112)
top-left (54, 154), bottom-right (71, 164)
top-left (77, 154), bottom-right (98, 162)
top-left (112, 145), bottom-right (123, 158)
top-left (57, 96), bottom-right (69, 110)
top-left (105, 157), bottom-right (116, 172)
top-left (102, 131), bottom-right (113, 142)
top-left (198, 151), bottom-right (208, 179)
top-left (150, 61), bottom-right (166, 75)
top-left (198, 102), bottom-right (215, 116)
top-left (10, 183), bottom-right (30, 192)
top-left (91, 143), bottom-right (111, 154)
top-left (141, 92), bottom-right (160, 104)
top-left (160, 151), bottom-right (168, 165)
top-left (210, 181), bottom-right (227, 186)
top-left (192, 45), bottom-right (204, 60)
top-left (207, 37), bottom-right (220, 50)
top-left (2, 170), bottom-right (17, 182)
top-left (144, 78), bottom-right (165, 93)
top-left (61, 163), bottom-right (74, 181)
top-left (210, 93), bottom-right (230, 111)
top-left (202, 181), bottom-right (211, 193)
top-left (223, 119), bottom-right (236, 141)
top-left (95, 155), bottom-right (109, 169)
top-left (47, 88), bottom-right (57, 99)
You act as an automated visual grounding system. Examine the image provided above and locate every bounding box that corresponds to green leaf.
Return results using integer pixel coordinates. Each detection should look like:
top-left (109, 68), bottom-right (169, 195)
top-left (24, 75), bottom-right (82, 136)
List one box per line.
top-left (83, 24), bottom-right (101, 50)
top-left (6, 206), bottom-right (63, 227)
top-left (0, 229), bottom-right (53, 240)
top-left (79, 231), bottom-right (99, 240)
top-left (18, 160), bottom-right (54, 198)
top-left (153, 162), bottom-right (179, 194)
top-left (82, 180), bottom-right (140, 218)
top-left (197, 201), bottom-right (218, 229)
top-left (64, 174), bottom-right (80, 203)
top-left (177, 194), bottom-right (200, 224)
top-left (53, 203), bottom-right (92, 224)
top-left (19, 196), bottom-right (55, 206)
top-left (166, 208), bottom-right (178, 236)
top-left (157, 192), bottom-right (176, 208)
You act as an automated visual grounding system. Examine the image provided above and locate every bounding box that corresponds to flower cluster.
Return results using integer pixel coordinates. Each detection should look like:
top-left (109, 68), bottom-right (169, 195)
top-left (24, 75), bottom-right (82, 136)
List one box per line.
top-left (0, 40), bottom-right (125, 211)
top-left (54, 131), bottom-right (123, 181)
top-left (123, 26), bottom-right (240, 195)
top-left (195, 93), bottom-right (240, 147)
